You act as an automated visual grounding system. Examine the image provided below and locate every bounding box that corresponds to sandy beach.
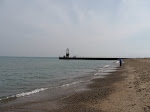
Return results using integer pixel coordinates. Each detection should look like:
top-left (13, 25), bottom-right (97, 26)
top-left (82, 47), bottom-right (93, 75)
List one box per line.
top-left (52, 59), bottom-right (150, 112)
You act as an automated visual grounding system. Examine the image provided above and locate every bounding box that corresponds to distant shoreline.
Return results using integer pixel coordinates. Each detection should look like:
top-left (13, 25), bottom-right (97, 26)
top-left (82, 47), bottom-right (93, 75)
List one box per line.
top-left (0, 56), bottom-right (58, 58)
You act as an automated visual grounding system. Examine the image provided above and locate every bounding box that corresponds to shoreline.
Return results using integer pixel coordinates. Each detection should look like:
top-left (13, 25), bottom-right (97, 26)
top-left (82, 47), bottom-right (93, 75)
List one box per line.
top-left (0, 60), bottom-right (117, 112)
top-left (1, 60), bottom-right (150, 111)
top-left (0, 61), bottom-right (118, 112)
top-left (52, 59), bottom-right (150, 112)
top-left (52, 64), bottom-right (123, 112)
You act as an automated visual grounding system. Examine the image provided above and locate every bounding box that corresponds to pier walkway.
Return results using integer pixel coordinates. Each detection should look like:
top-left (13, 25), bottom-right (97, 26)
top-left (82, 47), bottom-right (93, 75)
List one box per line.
top-left (59, 57), bottom-right (128, 60)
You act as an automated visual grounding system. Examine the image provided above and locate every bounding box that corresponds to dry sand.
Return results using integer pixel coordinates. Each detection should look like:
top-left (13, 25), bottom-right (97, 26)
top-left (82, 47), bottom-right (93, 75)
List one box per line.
top-left (52, 59), bottom-right (150, 112)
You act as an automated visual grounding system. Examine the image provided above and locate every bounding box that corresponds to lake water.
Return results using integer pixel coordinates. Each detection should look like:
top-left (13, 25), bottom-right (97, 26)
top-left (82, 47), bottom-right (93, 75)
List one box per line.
top-left (0, 57), bottom-right (118, 105)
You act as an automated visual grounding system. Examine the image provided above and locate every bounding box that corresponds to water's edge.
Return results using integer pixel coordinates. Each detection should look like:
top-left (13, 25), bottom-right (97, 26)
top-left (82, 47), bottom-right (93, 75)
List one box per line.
top-left (0, 60), bottom-right (119, 111)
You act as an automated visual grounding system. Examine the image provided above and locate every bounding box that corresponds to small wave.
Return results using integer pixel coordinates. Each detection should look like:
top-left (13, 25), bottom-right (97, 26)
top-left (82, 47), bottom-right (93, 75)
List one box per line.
top-left (99, 69), bottom-right (104, 72)
top-left (92, 75), bottom-right (105, 79)
top-left (61, 81), bottom-right (85, 87)
top-left (0, 88), bottom-right (48, 102)
top-left (94, 73), bottom-right (98, 75)
top-left (0, 95), bottom-right (17, 102)
top-left (104, 65), bottom-right (110, 68)
top-left (116, 61), bottom-right (119, 63)
top-left (16, 88), bottom-right (48, 98)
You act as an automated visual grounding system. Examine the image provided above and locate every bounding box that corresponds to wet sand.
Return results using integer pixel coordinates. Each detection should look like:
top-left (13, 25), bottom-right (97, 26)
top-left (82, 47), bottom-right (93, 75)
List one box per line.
top-left (52, 59), bottom-right (150, 112)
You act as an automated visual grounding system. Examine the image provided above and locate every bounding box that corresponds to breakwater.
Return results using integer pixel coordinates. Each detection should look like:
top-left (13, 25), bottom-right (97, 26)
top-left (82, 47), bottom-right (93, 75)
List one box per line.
top-left (59, 57), bottom-right (128, 60)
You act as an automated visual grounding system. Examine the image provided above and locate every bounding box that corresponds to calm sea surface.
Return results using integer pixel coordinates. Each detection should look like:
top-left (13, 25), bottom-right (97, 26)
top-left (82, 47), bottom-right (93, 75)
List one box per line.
top-left (0, 57), bottom-right (117, 101)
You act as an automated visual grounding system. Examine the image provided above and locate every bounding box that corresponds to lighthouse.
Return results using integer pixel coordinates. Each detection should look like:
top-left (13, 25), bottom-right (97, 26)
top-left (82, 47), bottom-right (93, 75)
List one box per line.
top-left (66, 48), bottom-right (69, 58)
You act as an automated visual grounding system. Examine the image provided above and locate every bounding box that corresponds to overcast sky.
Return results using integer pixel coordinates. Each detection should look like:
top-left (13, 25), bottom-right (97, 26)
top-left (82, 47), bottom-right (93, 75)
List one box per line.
top-left (1, 0), bottom-right (150, 57)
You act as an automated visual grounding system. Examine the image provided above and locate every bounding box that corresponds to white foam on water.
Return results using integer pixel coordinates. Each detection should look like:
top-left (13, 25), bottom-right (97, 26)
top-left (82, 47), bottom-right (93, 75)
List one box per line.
top-left (0, 88), bottom-right (48, 101)
top-left (61, 80), bottom-right (85, 87)
top-left (94, 73), bottom-right (98, 75)
top-left (15, 88), bottom-right (48, 98)
top-left (116, 61), bottom-right (119, 63)
top-left (104, 65), bottom-right (110, 68)
top-left (92, 75), bottom-right (105, 79)
top-left (0, 95), bottom-right (16, 101)
top-left (92, 61), bottom-right (119, 80)
top-left (98, 69), bottom-right (104, 72)
top-left (1, 80), bottom-right (89, 101)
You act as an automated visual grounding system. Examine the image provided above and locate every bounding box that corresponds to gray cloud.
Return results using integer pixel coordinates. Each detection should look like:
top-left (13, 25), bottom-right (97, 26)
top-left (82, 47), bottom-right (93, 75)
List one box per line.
top-left (0, 0), bottom-right (150, 57)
